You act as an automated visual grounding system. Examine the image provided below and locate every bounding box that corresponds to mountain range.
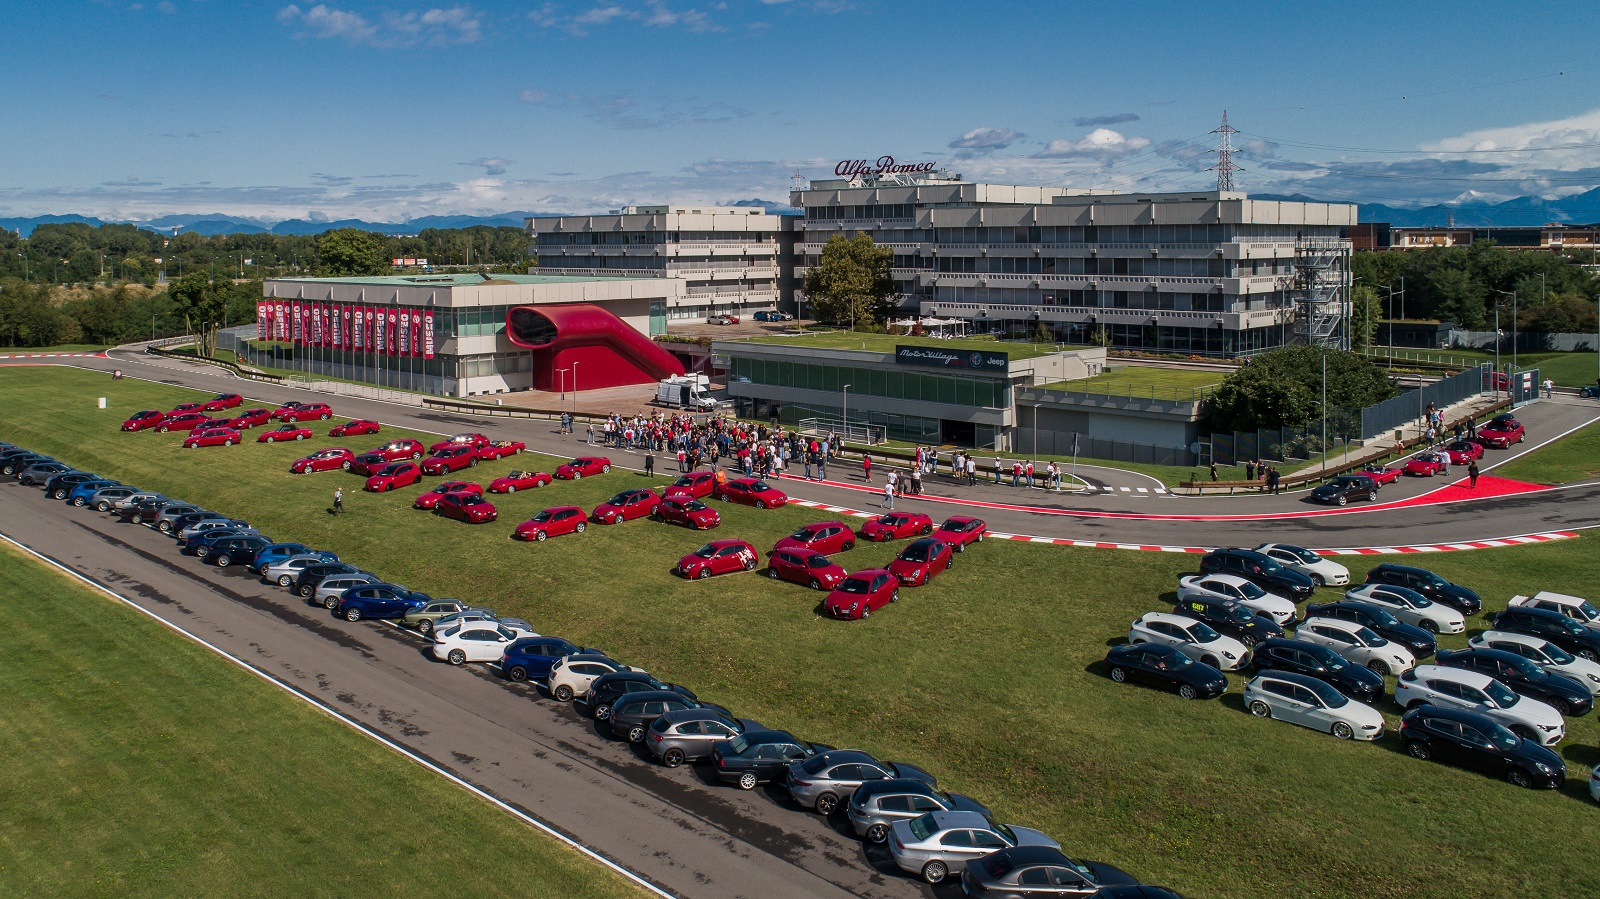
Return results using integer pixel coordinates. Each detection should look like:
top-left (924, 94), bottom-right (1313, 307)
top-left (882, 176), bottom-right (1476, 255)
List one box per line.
top-left (1255, 189), bottom-right (1600, 228)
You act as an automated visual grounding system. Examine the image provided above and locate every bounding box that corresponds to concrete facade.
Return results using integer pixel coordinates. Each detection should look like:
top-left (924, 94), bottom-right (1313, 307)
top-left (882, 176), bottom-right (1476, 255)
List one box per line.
top-left (529, 206), bottom-right (795, 322)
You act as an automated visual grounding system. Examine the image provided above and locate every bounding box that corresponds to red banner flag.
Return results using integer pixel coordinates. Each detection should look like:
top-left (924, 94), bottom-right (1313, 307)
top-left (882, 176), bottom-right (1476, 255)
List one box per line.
top-left (257, 303), bottom-right (267, 341)
top-left (422, 310), bottom-right (435, 359)
top-left (398, 308), bottom-right (411, 357)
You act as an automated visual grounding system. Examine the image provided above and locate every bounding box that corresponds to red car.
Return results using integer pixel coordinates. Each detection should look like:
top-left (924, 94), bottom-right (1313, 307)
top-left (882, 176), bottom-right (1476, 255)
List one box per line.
top-left (329, 419), bottom-right (381, 438)
top-left (652, 494), bottom-right (720, 529)
top-left (514, 506), bottom-right (588, 541)
top-left (291, 448), bottom-right (356, 474)
top-left (488, 470), bottom-right (553, 493)
top-left (154, 412), bottom-right (209, 433)
top-left (272, 402), bottom-right (334, 422)
top-left (414, 481), bottom-right (483, 510)
top-left (365, 461), bottom-right (423, 492)
top-left (822, 569), bottom-right (899, 619)
top-left (774, 521), bottom-right (857, 556)
top-left (934, 515), bottom-right (988, 552)
top-left (122, 410), bottom-right (165, 431)
top-left (227, 408), bottom-right (274, 429)
top-left (766, 547), bottom-right (847, 590)
top-left (676, 539), bottom-right (760, 579)
top-left (435, 492), bottom-right (498, 524)
top-left (887, 537), bottom-right (954, 587)
top-left (555, 456), bottom-right (611, 479)
top-left (1478, 414), bottom-right (1526, 448)
top-left (592, 488), bottom-right (661, 524)
top-left (667, 471), bottom-right (717, 498)
top-left (859, 512), bottom-right (934, 542)
top-left (168, 402), bottom-right (205, 416)
top-left (365, 439), bottom-right (428, 462)
top-left (1402, 452), bottom-right (1449, 477)
top-left (1442, 440), bottom-right (1484, 465)
top-left (182, 427), bottom-right (243, 448)
top-left (428, 432), bottom-right (492, 453)
top-left (259, 423), bottom-right (314, 443)
top-left (421, 445), bottom-right (481, 475)
top-left (202, 393), bottom-right (243, 411)
top-left (716, 477), bottom-right (788, 509)
top-left (477, 440), bottom-right (526, 461)
top-left (1358, 464), bottom-right (1400, 486)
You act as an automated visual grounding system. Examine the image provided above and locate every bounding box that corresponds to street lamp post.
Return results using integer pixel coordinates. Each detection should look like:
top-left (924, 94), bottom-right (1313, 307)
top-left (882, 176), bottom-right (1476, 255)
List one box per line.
top-left (557, 367), bottom-right (569, 408)
top-left (841, 384), bottom-right (851, 444)
top-left (1494, 288), bottom-right (1517, 380)
top-left (1031, 403), bottom-right (1040, 476)
top-left (571, 361), bottom-right (580, 418)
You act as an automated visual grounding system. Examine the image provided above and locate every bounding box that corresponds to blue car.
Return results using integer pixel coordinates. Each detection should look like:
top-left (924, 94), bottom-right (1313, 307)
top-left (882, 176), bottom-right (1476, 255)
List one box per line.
top-left (184, 527), bottom-right (265, 556)
top-left (253, 543), bottom-right (335, 576)
top-left (336, 584), bottom-right (431, 622)
top-left (64, 478), bottom-right (121, 506)
top-left (499, 636), bottom-right (600, 682)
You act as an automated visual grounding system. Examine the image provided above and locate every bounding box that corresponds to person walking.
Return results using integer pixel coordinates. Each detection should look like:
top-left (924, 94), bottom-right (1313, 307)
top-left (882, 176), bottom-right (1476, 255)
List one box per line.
top-left (880, 480), bottom-right (895, 509)
top-left (861, 453), bottom-right (872, 482)
top-left (1210, 462), bottom-right (1219, 482)
top-left (802, 451), bottom-right (814, 481)
top-left (910, 464), bottom-right (922, 495)
top-left (1268, 466), bottom-right (1281, 494)
top-left (644, 448), bottom-right (655, 477)
top-left (333, 486), bottom-right (344, 515)
top-left (1025, 459), bottom-right (1035, 488)
top-left (1245, 460), bottom-right (1256, 482)
top-left (965, 455), bottom-right (977, 485)
top-left (994, 457), bottom-right (1004, 484)
top-left (886, 469), bottom-right (898, 496)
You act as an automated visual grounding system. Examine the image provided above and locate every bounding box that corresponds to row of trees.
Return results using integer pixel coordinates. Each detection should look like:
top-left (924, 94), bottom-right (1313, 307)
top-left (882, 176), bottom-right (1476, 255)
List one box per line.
top-left (1353, 242), bottom-right (1599, 333)
top-left (1205, 346), bottom-right (1400, 433)
top-left (0, 223), bottom-right (533, 285)
top-left (0, 276), bottom-right (260, 348)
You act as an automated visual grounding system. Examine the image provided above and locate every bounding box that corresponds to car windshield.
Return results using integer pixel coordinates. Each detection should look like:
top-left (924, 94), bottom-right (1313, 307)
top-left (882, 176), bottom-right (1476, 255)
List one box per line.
top-left (990, 822), bottom-right (1018, 845)
top-left (1308, 646), bottom-right (1348, 670)
top-left (748, 481), bottom-right (772, 491)
top-left (1485, 680), bottom-right (1520, 707)
top-left (837, 577), bottom-right (871, 595)
top-left (1366, 607), bottom-right (1402, 627)
top-left (798, 754), bottom-right (830, 775)
top-left (790, 527), bottom-right (818, 540)
top-left (463, 497), bottom-right (489, 507)
top-left (1353, 626), bottom-right (1387, 646)
top-left (682, 500), bottom-right (708, 511)
top-left (1307, 680), bottom-right (1349, 708)
top-left (941, 519), bottom-right (972, 532)
top-left (1166, 652), bottom-right (1194, 669)
top-left (1188, 621), bottom-right (1223, 642)
top-left (1251, 556), bottom-right (1283, 574)
top-left (378, 464), bottom-right (403, 475)
top-left (1283, 546), bottom-right (1320, 563)
top-left (531, 511), bottom-right (553, 522)
top-left (605, 493), bottom-right (630, 505)
top-left (1542, 643), bottom-right (1576, 664)
top-left (1574, 600), bottom-right (1600, 620)
top-left (692, 544), bottom-right (718, 558)
top-left (1238, 581), bottom-right (1268, 600)
top-left (674, 476), bottom-right (699, 486)
top-left (1483, 721), bottom-right (1521, 750)
top-left (906, 813), bottom-right (937, 842)
top-left (566, 459), bottom-right (585, 467)
top-left (899, 543), bottom-right (933, 563)
top-left (1333, 477), bottom-right (1363, 488)
top-left (1221, 603), bottom-right (1256, 623)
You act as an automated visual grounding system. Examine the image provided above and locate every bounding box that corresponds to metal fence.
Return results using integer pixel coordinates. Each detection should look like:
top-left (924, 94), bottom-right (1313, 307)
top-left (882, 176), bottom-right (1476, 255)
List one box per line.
top-left (796, 416), bottom-right (888, 446)
top-left (1357, 364), bottom-right (1492, 439)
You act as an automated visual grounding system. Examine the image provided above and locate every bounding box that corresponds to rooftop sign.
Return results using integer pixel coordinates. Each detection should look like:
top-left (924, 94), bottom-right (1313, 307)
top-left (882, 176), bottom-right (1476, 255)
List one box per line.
top-left (894, 344), bottom-right (1009, 373)
top-left (835, 156), bottom-right (938, 177)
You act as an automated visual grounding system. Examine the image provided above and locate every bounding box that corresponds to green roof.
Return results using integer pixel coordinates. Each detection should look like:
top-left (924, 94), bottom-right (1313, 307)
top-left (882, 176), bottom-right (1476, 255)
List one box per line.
top-left (268, 273), bottom-right (643, 287)
top-left (733, 331), bottom-right (1084, 360)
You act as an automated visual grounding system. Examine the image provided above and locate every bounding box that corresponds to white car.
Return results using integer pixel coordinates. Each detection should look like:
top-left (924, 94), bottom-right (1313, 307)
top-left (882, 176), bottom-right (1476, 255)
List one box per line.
top-left (1128, 612), bottom-right (1251, 671)
top-left (113, 491), bottom-right (165, 511)
top-left (1243, 671), bottom-right (1386, 740)
top-left (263, 554), bottom-right (332, 588)
top-left (1296, 617), bottom-right (1416, 676)
top-left (431, 622), bottom-right (533, 666)
top-left (1469, 630), bottom-right (1600, 697)
top-left (434, 609), bottom-right (535, 635)
top-left (1255, 543), bottom-right (1350, 587)
top-left (1177, 574), bottom-right (1298, 625)
top-left (313, 574), bottom-right (380, 609)
top-left (1344, 584), bottom-right (1465, 635)
top-left (546, 654), bottom-right (632, 702)
top-left (1396, 664), bottom-right (1565, 746)
top-left (1508, 591), bottom-right (1600, 625)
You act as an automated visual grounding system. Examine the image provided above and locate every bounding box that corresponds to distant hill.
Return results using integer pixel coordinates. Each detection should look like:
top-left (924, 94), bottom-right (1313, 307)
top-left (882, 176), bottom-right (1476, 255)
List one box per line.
top-left (1254, 190), bottom-right (1600, 228)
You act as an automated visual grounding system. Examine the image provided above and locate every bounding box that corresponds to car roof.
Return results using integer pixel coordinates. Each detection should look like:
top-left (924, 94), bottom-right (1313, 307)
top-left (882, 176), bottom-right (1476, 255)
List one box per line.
top-left (983, 844), bottom-right (1072, 867)
top-left (925, 810), bottom-right (991, 831)
top-left (1476, 630), bottom-right (1540, 648)
top-left (1251, 669), bottom-right (1333, 690)
top-left (1412, 664), bottom-right (1493, 688)
top-left (737, 729), bottom-right (798, 744)
top-left (815, 749), bottom-right (878, 765)
top-left (563, 652), bottom-right (617, 665)
top-left (1140, 612), bottom-right (1200, 627)
top-left (1193, 573), bottom-right (1252, 587)
top-left (854, 777), bottom-right (939, 799)
top-left (1302, 616), bottom-right (1363, 633)
top-left (1404, 703), bottom-right (1501, 728)
top-left (1372, 562), bottom-right (1426, 575)
top-left (1440, 647), bottom-right (1523, 667)
top-left (1309, 599), bottom-right (1378, 615)
top-left (659, 706), bottom-right (731, 723)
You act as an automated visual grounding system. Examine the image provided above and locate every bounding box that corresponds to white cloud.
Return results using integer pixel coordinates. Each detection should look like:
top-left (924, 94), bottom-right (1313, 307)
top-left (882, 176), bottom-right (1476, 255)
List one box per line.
top-left (1037, 128), bottom-right (1151, 159)
top-left (460, 157), bottom-right (514, 176)
top-left (948, 127), bottom-right (1024, 152)
top-left (532, 1), bottom-right (724, 36)
top-left (278, 4), bottom-right (482, 47)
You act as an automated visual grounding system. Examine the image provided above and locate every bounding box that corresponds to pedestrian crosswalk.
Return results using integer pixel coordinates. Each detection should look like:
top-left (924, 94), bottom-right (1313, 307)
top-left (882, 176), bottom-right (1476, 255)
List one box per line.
top-left (1094, 485), bottom-right (1167, 495)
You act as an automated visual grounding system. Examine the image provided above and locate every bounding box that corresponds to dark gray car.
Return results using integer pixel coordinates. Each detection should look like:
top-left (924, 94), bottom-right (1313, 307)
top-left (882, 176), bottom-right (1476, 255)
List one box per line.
top-left (18, 461), bottom-right (71, 485)
top-left (846, 778), bottom-right (990, 844)
top-left (785, 749), bottom-right (936, 815)
top-left (645, 708), bottom-right (751, 768)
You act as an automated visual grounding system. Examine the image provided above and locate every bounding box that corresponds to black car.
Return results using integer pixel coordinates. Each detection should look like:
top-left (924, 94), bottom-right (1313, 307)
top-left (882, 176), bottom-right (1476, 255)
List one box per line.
top-left (1172, 596), bottom-right (1284, 648)
top-left (608, 690), bottom-right (733, 743)
top-left (167, 510), bottom-right (226, 535)
top-left (293, 561), bottom-right (365, 597)
top-left (183, 528), bottom-right (257, 556)
top-left (1492, 607), bottom-right (1600, 662)
top-left (1304, 600), bottom-right (1437, 660)
top-left (1198, 548), bottom-right (1315, 600)
top-left (44, 471), bottom-right (102, 498)
top-left (207, 535), bottom-right (274, 569)
top-left (1250, 637), bottom-right (1386, 703)
top-left (119, 497), bottom-right (175, 525)
top-left (0, 452), bottom-right (49, 476)
top-left (1104, 643), bottom-right (1227, 700)
top-left (959, 845), bottom-right (1142, 899)
top-left (577, 670), bottom-right (696, 721)
top-left (1437, 648), bottom-right (1593, 717)
top-left (1310, 474), bottom-right (1379, 506)
top-left (1363, 563), bottom-right (1482, 615)
top-left (712, 729), bottom-right (832, 791)
top-left (1399, 705), bottom-right (1566, 789)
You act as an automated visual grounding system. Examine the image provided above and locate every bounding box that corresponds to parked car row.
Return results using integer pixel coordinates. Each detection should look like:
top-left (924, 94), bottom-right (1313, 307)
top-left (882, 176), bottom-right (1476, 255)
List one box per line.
top-left (5, 439), bottom-right (1181, 897)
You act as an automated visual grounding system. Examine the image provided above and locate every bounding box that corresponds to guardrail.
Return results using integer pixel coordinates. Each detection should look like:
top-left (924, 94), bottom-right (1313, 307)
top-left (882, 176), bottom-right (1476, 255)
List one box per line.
top-left (144, 345), bottom-right (288, 385)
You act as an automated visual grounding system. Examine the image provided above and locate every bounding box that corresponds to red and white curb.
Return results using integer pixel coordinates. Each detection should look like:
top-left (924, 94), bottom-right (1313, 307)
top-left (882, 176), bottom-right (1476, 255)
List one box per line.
top-left (785, 498), bottom-right (1580, 555)
top-left (0, 352), bottom-right (106, 358)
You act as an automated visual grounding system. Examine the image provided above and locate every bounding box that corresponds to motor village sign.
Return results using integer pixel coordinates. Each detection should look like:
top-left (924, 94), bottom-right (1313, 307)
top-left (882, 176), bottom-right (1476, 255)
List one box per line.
top-left (834, 156), bottom-right (939, 177)
top-left (895, 345), bottom-right (1010, 373)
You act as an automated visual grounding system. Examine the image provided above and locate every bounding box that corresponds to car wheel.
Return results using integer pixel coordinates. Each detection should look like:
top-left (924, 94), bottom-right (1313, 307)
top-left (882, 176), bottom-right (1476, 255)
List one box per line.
top-left (1579, 649), bottom-right (1598, 662)
top-left (51, 489), bottom-right (65, 500)
top-left (921, 861), bottom-right (948, 885)
top-left (842, 540), bottom-right (854, 551)
top-left (159, 426), bottom-right (169, 433)
top-left (808, 577), bottom-right (822, 590)
top-left (743, 557), bottom-right (757, 571)
top-left (696, 568), bottom-right (711, 580)
top-left (505, 665), bottom-right (529, 682)
top-left (296, 434), bottom-right (305, 440)
top-left (1508, 767), bottom-right (1535, 789)
top-left (469, 458), bottom-right (478, 467)
top-left (1406, 740), bottom-right (1431, 760)
top-left (277, 575), bottom-right (293, 587)
top-left (553, 684), bottom-right (575, 702)
top-left (737, 771), bottom-right (758, 791)
top-left (319, 413), bottom-right (330, 420)
top-left (602, 464), bottom-right (611, 473)
top-left (341, 461), bottom-right (350, 470)
top-left (662, 748), bottom-right (685, 767)
top-left (1109, 666), bottom-right (1128, 683)
top-left (718, 492), bottom-right (729, 502)
top-left (575, 522), bottom-right (586, 533)
top-left (1250, 700), bottom-right (1272, 718)
top-left (628, 725), bottom-right (646, 743)
top-left (1419, 620), bottom-right (1439, 634)
top-left (920, 524), bottom-right (932, 535)
top-left (345, 608), bottom-right (362, 622)
top-left (1178, 683), bottom-right (1198, 700)
top-left (158, 522), bottom-right (172, 533)
top-left (72, 497), bottom-right (86, 506)
top-left (890, 588), bottom-right (899, 602)
top-left (860, 607), bottom-right (870, 619)
top-left (535, 531), bottom-right (548, 542)
top-left (215, 554), bottom-right (231, 568)
top-left (96, 501), bottom-right (110, 511)
top-left (814, 793), bottom-right (838, 815)
top-left (595, 704), bottom-right (612, 722)
top-left (506, 485), bottom-right (516, 493)
top-left (131, 514), bottom-right (144, 525)
top-left (417, 619), bottom-right (434, 636)
top-left (411, 452), bottom-right (422, 459)
top-left (1366, 659), bottom-right (1390, 675)
top-left (447, 649), bottom-right (466, 666)
top-left (297, 583), bottom-right (314, 598)
top-left (1337, 496), bottom-right (1348, 506)
top-left (767, 567), bottom-right (780, 579)
top-left (195, 547), bottom-right (211, 558)
top-left (572, 472), bottom-right (582, 480)
top-left (1310, 573), bottom-right (1325, 587)
top-left (324, 595), bottom-right (339, 609)
top-left (1331, 721), bottom-right (1355, 740)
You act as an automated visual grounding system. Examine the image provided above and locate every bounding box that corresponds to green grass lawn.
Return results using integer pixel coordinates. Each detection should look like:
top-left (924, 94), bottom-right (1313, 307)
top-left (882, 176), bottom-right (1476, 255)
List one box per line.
top-left (1037, 365), bottom-right (1223, 399)
top-left (736, 330), bottom-right (1080, 359)
top-left (1496, 419), bottom-right (1600, 485)
top-left (1366, 345), bottom-right (1600, 387)
top-left (0, 540), bottom-right (649, 899)
top-left (4, 367), bottom-right (1600, 899)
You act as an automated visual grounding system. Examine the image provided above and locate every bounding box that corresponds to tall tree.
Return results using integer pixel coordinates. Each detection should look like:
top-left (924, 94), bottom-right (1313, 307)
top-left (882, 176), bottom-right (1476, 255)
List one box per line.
top-left (1205, 346), bottom-right (1398, 433)
top-left (1348, 284), bottom-right (1382, 350)
top-left (167, 274), bottom-right (228, 357)
top-left (802, 233), bottom-right (898, 328)
top-left (314, 228), bottom-right (389, 276)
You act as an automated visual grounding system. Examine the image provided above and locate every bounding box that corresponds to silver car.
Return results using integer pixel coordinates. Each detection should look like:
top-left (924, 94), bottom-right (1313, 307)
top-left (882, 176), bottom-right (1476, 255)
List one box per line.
top-left (645, 708), bottom-right (749, 768)
top-left (887, 810), bottom-right (1059, 885)
top-left (153, 504), bottom-right (205, 533)
top-left (314, 574), bottom-right (381, 608)
top-left (89, 486), bottom-right (138, 511)
top-left (180, 518), bottom-right (254, 541)
top-left (113, 490), bottom-right (166, 512)
top-left (785, 749), bottom-right (936, 815)
top-left (847, 779), bottom-right (990, 844)
top-left (264, 554), bottom-right (335, 588)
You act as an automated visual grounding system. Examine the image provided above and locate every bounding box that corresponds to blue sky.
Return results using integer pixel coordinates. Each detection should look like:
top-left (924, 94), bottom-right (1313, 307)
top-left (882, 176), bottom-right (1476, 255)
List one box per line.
top-left (6, 0), bottom-right (1600, 222)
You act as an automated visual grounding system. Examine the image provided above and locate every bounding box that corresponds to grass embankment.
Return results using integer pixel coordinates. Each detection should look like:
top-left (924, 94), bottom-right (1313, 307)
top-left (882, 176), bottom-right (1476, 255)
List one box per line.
top-left (0, 540), bottom-right (648, 899)
top-left (1038, 365), bottom-right (1223, 398)
top-left (1367, 346), bottom-right (1600, 387)
top-left (1496, 419), bottom-right (1600, 485)
top-left (0, 344), bottom-right (108, 354)
top-left (2, 367), bottom-right (1599, 899)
